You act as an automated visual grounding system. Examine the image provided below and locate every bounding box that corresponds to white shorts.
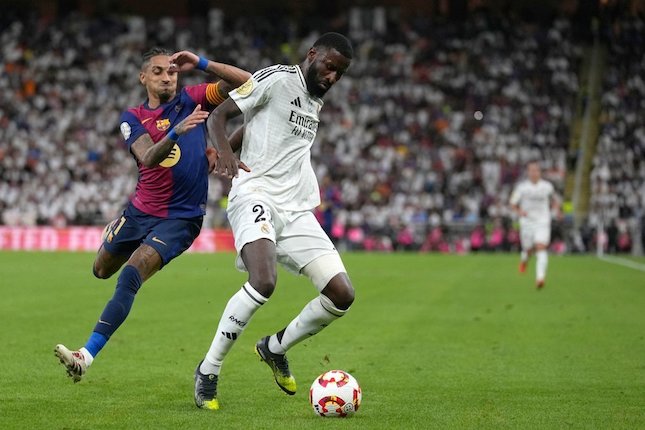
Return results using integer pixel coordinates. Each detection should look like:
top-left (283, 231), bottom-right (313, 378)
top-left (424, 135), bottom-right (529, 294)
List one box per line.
top-left (227, 193), bottom-right (345, 288)
top-left (520, 223), bottom-right (551, 250)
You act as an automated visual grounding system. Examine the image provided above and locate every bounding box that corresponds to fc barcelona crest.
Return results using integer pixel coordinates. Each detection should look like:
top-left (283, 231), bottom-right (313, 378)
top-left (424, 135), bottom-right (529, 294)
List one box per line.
top-left (156, 119), bottom-right (171, 131)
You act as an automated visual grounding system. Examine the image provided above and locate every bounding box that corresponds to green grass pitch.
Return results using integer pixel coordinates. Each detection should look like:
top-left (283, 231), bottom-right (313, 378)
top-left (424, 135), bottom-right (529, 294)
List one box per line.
top-left (0, 251), bottom-right (643, 429)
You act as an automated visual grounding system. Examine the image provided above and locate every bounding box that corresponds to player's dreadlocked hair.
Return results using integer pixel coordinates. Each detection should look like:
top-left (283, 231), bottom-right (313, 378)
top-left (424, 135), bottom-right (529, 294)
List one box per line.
top-left (141, 47), bottom-right (173, 69)
top-left (313, 32), bottom-right (353, 59)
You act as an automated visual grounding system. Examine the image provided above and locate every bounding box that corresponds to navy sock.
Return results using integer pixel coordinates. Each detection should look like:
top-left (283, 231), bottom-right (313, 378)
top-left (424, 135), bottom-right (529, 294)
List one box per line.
top-left (85, 265), bottom-right (142, 357)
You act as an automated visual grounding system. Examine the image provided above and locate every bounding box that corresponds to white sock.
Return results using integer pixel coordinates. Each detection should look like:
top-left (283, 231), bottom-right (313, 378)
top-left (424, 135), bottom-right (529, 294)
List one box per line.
top-left (80, 347), bottom-right (94, 366)
top-left (536, 250), bottom-right (548, 281)
top-left (201, 282), bottom-right (267, 375)
top-left (520, 250), bottom-right (528, 262)
top-left (268, 294), bottom-right (347, 355)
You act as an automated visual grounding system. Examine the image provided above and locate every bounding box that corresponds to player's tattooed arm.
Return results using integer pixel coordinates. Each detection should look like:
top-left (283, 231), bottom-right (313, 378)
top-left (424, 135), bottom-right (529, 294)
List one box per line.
top-left (170, 50), bottom-right (251, 87)
top-left (131, 134), bottom-right (161, 167)
top-left (207, 99), bottom-right (250, 178)
top-left (132, 105), bottom-right (209, 167)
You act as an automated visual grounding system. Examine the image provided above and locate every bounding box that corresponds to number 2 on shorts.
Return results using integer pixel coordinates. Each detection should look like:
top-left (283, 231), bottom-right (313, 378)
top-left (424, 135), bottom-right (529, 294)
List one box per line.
top-left (252, 204), bottom-right (266, 223)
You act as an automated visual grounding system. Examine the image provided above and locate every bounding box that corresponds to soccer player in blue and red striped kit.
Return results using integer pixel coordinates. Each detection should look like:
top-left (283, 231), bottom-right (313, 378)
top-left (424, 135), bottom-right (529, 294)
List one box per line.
top-left (54, 48), bottom-right (250, 382)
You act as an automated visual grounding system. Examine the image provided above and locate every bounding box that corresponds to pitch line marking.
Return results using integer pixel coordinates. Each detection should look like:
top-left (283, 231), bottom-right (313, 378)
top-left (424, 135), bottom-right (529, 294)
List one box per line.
top-left (598, 255), bottom-right (645, 273)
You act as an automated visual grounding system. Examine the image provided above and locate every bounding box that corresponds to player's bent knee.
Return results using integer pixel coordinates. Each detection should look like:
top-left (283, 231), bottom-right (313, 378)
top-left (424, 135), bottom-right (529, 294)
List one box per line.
top-left (322, 274), bottom-right (354, 310)
top-left (246, 265), bottom-right (277, 298)
top-left (303, 253), bottom-right (353, 310)
top-left (93, 264), bottom-right (114, 279)
top-left (93, 248), bottom-right (128, 279)
top-left (343, 282), bottom-right (355, 307)
top-left (248, 277), bottom-right (276, 298)
top-left (93, 268), bottom-right (108, 279)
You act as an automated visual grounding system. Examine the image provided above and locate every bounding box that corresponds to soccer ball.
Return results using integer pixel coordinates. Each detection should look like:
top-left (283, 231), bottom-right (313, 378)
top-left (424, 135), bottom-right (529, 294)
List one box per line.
top-left (309, 370), bottom-right (362, 417)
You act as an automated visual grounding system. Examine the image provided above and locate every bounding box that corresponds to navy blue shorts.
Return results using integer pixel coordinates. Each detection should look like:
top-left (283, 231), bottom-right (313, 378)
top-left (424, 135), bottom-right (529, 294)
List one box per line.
top-left (102, 204), bottom-right (203, 268)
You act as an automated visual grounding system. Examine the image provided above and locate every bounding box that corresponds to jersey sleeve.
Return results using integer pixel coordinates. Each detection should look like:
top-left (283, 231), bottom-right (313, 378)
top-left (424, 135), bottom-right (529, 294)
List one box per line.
top-left (119, 111), bottom-right (148, 149)
top-left (509, 183), bottom-right (523, 205)
top-left (229, 66), bottom-right (284, 115)
top-left (184, 82), bottom-right (227, 111)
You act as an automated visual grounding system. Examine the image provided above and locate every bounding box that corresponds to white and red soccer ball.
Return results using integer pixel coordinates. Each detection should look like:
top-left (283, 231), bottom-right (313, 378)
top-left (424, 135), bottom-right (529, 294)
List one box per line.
top-left (309, 370), bottom-right (362, 417)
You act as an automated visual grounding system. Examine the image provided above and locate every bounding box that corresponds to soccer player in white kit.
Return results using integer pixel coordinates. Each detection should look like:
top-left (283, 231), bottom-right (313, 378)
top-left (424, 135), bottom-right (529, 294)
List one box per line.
top-left (193, 33), bottom-right (354, 410)
top-left (510, 161), bottom-right (560, 289)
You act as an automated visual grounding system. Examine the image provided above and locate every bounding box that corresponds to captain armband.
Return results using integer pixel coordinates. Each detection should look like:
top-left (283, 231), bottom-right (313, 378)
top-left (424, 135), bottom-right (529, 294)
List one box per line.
top-left (206, 82), bottom-right (227, 106)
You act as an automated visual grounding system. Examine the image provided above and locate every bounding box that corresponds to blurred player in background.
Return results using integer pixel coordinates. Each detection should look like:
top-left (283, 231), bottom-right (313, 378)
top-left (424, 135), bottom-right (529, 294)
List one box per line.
top-left (193, 33), bottom-right (355, 411)
top-left (54, 48), bottom-right (250, 382)
top-left (510, 160), bottom-right (560, 289)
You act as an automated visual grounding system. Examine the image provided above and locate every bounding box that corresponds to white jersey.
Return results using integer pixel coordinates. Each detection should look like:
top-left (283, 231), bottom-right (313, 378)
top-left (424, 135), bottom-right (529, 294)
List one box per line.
top-left (510, 179), bottom-right (554, 226)
top-left (228, 64), bottom-right (324, 211)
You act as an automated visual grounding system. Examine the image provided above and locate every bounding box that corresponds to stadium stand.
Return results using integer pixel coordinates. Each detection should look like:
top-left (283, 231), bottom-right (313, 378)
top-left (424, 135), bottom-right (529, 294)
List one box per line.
top-left (588, 14), bottom-right (645, 254)
top-left (0, 7), bottom-right (641, 253)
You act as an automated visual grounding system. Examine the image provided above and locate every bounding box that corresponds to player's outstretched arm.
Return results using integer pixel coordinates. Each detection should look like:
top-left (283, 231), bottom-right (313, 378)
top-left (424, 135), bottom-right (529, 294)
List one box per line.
top-left (132, 105), bottom-right (209, 167)
top-left (207, 99), bottom-right (250, 178)
top-left (170, 50), bottom-right (251, 88)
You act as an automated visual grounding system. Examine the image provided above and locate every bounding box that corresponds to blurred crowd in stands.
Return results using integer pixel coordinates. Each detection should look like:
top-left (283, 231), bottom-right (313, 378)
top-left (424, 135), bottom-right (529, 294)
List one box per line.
top-left (0, 7), bottom-right (642, 253)
top-left (588, 14), bottom-right (645, 254)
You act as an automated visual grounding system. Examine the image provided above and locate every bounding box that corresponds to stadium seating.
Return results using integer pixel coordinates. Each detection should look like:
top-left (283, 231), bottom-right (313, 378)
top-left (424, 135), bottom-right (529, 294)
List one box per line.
top-left (588, 15), bottom-right (645, 253)
top-left (0, 9), bottom-right (641, 253)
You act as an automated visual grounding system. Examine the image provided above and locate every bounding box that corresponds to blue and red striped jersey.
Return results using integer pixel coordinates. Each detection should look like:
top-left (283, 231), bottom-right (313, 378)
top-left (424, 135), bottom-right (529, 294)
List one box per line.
top-left (118, 83), bottom-right (225, 218)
